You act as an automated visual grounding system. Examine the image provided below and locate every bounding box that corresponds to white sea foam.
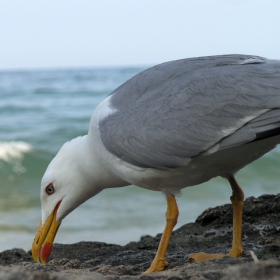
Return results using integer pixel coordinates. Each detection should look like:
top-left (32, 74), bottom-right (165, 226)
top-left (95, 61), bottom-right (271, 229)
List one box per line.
top-left (0, 141), bottom-right (33, 173)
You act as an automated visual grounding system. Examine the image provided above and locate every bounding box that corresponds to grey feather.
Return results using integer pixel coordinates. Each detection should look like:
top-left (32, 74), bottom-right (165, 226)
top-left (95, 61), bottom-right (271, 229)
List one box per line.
top-left (99, 54), bottom-right (280, 170)
top-left (219, 109), bottom-right (280, 150)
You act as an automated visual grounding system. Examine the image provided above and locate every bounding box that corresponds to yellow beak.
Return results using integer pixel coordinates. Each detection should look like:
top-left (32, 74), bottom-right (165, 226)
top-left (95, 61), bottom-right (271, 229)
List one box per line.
top-left (32, 201), bottom-right (61, 263)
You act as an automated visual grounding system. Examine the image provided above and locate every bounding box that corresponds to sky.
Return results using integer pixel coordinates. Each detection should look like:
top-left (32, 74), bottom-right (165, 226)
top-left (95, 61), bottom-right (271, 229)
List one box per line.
top-left (0, 0), bottom-right (280, 70)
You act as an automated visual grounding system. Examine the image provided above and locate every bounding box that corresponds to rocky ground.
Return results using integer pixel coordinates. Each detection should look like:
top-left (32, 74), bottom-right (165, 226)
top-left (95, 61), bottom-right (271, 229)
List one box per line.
top-left (1, 193), bottom-right (280, 279)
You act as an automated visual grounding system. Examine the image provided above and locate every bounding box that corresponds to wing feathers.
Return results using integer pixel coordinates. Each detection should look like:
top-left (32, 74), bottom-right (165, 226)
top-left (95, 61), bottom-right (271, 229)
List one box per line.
top-left (218, 109), bottom-right (280, 151)
top-left (99, 55), bottom-right (280, 169)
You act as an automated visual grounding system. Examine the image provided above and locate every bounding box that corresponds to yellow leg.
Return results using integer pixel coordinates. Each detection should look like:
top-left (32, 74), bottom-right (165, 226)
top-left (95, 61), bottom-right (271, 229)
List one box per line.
top-left (144, 195), bottom-right (179, 273)
top-left (188, 175), bottom-right (244, 262)
top-left (228, 175), bottom-right (244, 257)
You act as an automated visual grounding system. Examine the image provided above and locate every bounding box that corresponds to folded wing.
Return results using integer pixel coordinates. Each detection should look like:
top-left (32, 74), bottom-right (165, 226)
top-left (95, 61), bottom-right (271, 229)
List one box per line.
top-left (99, 55), bottom-right (280, 170)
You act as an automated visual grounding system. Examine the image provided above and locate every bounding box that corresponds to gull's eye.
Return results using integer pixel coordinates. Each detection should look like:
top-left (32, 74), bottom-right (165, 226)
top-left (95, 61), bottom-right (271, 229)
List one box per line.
top-left (45, 184), bottom-right (55, 195)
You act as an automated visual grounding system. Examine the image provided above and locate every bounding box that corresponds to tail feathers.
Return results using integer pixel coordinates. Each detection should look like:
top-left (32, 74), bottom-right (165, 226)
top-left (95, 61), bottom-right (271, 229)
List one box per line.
top-left (219, 109), bottom-right (280, 150)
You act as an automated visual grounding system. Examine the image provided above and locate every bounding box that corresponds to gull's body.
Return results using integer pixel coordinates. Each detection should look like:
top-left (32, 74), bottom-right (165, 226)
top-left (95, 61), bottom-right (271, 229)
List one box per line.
top-left (32, 55), bottom-right (280, 272)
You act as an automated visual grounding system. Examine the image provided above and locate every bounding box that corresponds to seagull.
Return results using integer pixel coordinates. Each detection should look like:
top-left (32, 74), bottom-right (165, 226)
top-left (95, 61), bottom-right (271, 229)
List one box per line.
top-left (32, 54), bottom-right (280, 273)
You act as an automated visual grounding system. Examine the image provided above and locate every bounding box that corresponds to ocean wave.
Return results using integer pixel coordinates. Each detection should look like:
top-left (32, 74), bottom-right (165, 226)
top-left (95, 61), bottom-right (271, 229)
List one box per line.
top-left (0, 141), bottom-right (33, 174)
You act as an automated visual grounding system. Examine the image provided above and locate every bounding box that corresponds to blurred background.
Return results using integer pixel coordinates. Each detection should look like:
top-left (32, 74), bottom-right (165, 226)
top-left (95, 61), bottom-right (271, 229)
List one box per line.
top-left (0, 0), bottom-right (280, 252)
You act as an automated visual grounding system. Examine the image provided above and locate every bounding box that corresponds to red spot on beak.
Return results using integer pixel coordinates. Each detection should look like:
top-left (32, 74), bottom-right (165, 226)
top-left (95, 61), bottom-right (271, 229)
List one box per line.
top-left (41, 242), bottom-right (53, 263)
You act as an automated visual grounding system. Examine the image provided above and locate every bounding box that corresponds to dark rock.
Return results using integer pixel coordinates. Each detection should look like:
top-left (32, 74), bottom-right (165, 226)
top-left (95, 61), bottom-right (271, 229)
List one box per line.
top-left (0, 249), bottom-right (33, 264)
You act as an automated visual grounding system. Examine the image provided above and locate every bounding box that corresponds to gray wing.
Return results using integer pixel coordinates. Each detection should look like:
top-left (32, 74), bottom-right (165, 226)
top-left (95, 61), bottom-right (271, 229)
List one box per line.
top-left (99, 54), bottom-right (280, 169)
top-left (219, 109), bottom-right (280, 150)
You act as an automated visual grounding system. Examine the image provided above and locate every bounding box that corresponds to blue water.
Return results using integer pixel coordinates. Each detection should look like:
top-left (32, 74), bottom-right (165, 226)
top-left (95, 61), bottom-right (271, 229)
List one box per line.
top-left (0, 67), bottom-right (280, 252)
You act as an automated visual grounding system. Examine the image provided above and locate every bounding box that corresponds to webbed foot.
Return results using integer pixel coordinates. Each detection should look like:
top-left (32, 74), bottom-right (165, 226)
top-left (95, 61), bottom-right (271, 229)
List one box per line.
top-left (187, 252), bottom-right (224, 262)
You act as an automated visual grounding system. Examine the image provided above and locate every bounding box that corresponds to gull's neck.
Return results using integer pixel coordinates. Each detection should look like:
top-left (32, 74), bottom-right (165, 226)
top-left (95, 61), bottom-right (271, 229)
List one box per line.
top-left (69, 135), bottom-right (129, 191)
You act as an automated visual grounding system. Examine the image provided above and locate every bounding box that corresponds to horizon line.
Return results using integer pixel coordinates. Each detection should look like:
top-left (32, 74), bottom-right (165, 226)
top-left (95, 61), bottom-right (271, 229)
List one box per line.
top-left (0, 63), bottom-right (154, 73)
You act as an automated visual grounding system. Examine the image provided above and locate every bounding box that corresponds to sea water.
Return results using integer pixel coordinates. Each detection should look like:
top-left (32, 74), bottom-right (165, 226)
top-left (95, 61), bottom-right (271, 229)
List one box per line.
top-left (0, 67), bottom-right (280, 252)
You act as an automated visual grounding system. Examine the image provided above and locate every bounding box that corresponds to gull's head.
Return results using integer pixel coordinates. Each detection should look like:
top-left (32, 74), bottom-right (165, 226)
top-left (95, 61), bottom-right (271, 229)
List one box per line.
top-left (32, 137), bottom-right (100, 263)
